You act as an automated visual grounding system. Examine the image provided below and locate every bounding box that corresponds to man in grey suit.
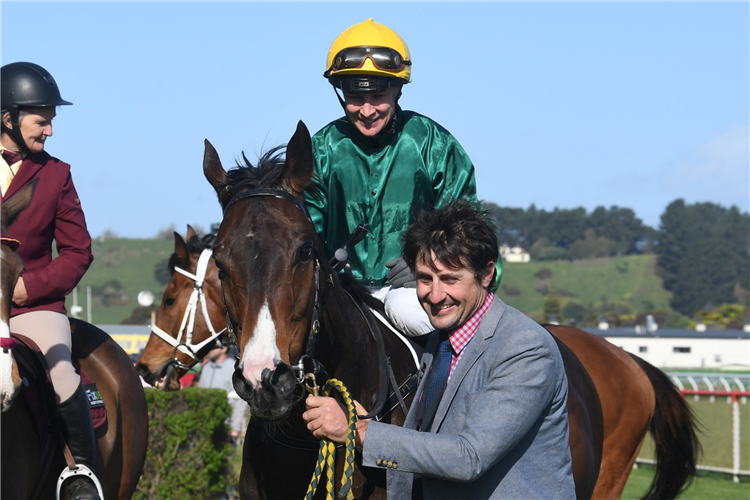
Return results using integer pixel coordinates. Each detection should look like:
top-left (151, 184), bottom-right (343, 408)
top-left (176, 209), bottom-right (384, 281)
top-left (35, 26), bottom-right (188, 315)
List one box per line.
top-left (304, 200), bottom-right (576, 499)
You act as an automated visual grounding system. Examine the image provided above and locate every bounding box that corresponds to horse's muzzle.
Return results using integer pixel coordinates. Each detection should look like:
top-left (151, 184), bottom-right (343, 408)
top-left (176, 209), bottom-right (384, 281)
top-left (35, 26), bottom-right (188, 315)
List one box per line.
top-left (136, 362), bottom-right (180, 391)
top-left (233, 362), bottom-right (299, 420)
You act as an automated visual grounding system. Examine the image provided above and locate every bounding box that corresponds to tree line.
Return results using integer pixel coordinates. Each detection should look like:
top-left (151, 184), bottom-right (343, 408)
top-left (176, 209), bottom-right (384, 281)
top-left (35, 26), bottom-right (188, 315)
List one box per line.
top-left (485, 200), bottom-right (749, 318)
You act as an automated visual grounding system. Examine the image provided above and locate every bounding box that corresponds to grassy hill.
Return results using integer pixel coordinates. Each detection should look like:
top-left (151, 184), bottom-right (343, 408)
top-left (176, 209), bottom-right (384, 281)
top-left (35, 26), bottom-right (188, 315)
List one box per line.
top-left (495, 254), bottom-right (673, 322)
top-left (65, 238), bottom-right (674, 326)
top-left (64, 238), bottom-right (174, 324)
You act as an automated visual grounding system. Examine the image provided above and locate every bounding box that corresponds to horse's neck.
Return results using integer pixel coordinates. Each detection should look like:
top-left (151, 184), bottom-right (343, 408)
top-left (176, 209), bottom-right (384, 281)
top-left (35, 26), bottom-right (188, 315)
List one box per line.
top-left (318, 288), bottom-right (379, 399)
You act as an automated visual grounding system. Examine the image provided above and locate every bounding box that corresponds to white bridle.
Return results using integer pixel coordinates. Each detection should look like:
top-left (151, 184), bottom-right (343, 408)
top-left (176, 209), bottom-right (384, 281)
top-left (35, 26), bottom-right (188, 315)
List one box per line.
top-left (150, 248), bottom-right (227, 366)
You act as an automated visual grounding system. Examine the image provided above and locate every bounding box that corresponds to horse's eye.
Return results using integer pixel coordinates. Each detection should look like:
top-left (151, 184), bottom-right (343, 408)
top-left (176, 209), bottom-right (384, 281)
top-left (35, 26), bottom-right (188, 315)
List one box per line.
top-left (299, 244), bottom-right (314, 262)
top-left (165, 298), bottom-right (176, 307)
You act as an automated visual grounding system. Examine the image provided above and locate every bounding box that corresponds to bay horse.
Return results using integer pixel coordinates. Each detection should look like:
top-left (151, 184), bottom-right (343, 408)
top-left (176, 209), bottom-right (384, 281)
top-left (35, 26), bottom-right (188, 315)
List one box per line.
top-left (1, 182), bottom-right (148, 499)
top-left (134, 237), bottom-right (700, 500)
top-left (201, 121), bottom-right (603, 499)
top-left (136, 226), bottom-right (227, 391)
top-left (547, 325), bottom-right (699, 500)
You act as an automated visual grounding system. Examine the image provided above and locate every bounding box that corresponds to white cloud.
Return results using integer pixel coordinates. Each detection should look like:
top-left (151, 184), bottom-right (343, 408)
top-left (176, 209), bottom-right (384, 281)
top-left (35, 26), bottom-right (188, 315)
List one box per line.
top-left (661, 125), bottom-right (749, 211)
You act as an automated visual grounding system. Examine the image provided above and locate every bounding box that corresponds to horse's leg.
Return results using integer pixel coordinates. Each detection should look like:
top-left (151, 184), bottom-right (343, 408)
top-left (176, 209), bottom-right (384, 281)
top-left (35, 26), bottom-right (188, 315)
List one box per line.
top-left (550, 326), bottom-right (654, 500)
top-left (1, 398), bottom-right (48, 499)
top-left (239, 432), bottom-right (263, 500)
top-left (71, 319), bottom-right (148, 500)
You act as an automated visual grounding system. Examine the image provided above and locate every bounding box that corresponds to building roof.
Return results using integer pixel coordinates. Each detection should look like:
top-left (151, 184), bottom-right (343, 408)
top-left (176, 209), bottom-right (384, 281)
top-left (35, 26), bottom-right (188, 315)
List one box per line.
top-left (582, 327), bottom-right (750, 340)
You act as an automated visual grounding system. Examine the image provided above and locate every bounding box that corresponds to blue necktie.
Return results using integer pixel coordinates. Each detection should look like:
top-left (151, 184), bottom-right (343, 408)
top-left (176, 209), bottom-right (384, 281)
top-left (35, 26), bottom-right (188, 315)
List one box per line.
top-left (419, 332), bottom-right (453, 432)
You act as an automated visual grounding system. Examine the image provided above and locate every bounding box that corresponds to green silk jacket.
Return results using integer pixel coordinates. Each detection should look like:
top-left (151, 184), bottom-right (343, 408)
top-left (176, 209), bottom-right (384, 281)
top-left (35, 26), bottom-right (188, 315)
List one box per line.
top-left (307, 108), bottom-right (479, 287)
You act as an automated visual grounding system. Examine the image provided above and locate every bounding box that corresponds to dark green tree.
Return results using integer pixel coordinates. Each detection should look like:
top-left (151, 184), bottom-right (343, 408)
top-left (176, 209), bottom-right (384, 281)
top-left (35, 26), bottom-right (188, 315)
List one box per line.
top-left (655, 200), bottom-right (750, 316)
top-left (568, 229), bottom-right (614, 260)
top-left (588, 206), bottom-right (650, 255)
top-left (487, 202), bottom-right (652, 258)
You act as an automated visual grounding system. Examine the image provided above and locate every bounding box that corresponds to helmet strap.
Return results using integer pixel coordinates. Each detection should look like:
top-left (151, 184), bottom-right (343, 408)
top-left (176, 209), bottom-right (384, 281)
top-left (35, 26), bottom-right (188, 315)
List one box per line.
top-left (333, 86), bottom-right (347, 112)
top-left (0, 108), bottom-right (29, 155)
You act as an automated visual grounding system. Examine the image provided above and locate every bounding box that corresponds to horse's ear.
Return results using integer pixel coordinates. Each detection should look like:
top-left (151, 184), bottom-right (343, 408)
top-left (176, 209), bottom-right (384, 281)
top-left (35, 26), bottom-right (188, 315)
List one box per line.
top-left (204, 139), bottom-right (228, 195)
top-left (174, 231), bottom-right (190, 267)
top-left (186, 224), bottom-right (197, 242)
top-left (285, 121), bottom-right (314, 199)
top-left (1, 178), bottom-right (38, 230)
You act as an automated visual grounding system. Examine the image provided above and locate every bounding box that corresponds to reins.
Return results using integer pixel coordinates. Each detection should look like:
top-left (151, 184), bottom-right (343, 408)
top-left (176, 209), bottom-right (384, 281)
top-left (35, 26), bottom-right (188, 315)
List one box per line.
top-left (305, 378), bottom-right (358, 500)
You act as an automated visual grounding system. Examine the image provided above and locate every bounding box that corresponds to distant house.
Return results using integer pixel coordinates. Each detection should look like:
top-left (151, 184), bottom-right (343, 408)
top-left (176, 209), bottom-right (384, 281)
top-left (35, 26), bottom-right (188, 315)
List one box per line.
top-left (499, 243), bottom-right (530, 263)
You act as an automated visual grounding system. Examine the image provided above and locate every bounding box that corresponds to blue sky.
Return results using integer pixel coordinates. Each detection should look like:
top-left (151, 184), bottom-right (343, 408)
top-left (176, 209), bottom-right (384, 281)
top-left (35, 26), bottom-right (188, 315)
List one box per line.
top-left (2, 1), bottom-right (748, 239)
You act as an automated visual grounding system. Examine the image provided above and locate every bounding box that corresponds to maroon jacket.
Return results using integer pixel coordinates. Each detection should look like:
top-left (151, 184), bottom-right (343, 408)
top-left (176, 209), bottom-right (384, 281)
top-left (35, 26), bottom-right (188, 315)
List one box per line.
top-left (1, 150), bottom-right (93, 317)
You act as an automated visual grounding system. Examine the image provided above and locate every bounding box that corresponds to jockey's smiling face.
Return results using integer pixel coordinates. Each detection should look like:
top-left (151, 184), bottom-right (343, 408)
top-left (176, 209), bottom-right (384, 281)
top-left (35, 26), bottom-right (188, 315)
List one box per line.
top-left (416, 252), bottom-right (495, 332)
top-left (343, 86), bottom-right (400, 137)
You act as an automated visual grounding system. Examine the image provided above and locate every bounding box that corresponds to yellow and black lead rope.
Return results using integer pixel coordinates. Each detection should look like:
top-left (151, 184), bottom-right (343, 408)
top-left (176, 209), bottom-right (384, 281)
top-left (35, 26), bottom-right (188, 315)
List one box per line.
top-left (305, 377), bottom-right (357, 500)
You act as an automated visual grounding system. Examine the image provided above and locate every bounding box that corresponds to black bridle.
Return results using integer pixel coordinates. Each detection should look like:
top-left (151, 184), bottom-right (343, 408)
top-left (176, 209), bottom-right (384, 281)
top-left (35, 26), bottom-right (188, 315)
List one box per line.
top-left (218, 186), bottom-right (416, 424)
top-left (218, 188), bottom-right (328, 387)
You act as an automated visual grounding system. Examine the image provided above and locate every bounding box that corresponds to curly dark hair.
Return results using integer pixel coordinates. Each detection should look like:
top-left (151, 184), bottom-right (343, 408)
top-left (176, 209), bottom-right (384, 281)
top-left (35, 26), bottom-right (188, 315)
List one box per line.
top-left (402, 199), bottom-right (498, 284)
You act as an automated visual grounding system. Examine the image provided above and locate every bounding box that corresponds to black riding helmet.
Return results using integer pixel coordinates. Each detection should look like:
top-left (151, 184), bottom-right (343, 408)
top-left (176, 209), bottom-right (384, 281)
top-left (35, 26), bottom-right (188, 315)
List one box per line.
top-left (1, 62), bottom-right (72, 153)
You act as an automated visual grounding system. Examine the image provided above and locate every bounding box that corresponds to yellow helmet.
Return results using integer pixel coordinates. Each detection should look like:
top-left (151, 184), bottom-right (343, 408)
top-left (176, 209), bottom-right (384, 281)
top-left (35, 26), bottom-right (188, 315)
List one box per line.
top-left (324, 19), bottom-right (412, 91)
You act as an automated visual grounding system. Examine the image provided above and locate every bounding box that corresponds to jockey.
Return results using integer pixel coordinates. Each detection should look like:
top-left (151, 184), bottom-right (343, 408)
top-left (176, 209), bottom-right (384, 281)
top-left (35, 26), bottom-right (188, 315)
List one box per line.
top-left (1, 62), bottom-right (100, 500)
top-left (307, 19), bottom-right (502, 339)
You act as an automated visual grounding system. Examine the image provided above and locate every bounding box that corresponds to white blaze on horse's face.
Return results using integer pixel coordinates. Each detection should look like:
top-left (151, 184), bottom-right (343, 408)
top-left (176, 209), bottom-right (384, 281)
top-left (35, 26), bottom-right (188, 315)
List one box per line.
top-left (240, 299), bottom-right (281, 389)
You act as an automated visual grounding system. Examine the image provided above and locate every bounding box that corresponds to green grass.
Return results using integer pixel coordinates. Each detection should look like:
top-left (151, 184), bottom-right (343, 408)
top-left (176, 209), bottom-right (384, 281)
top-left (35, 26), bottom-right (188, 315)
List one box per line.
top-left (63, 238), bottom-right (174, 324)
top-left (496, 254), bottom-right (672, 319)
top-left (623, 465), bottom-right (750, 500)
top-left (637, 398), bottom-right (750, 471)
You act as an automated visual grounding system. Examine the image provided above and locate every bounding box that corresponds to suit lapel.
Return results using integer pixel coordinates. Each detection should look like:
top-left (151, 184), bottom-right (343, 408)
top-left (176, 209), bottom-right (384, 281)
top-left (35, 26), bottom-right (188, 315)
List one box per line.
top-left (431, 298), bottom-right (507, 432)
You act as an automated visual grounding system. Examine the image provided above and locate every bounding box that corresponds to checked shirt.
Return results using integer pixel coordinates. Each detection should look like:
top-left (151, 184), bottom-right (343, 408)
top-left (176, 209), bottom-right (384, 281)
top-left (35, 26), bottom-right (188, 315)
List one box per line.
top-left (446, 292), bottom-right (495, 384)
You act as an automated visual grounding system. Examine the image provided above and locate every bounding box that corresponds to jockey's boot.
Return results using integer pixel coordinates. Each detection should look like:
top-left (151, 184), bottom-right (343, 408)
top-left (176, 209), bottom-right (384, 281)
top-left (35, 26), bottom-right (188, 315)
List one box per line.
top-left (58, 382), bottom-right (102, 500)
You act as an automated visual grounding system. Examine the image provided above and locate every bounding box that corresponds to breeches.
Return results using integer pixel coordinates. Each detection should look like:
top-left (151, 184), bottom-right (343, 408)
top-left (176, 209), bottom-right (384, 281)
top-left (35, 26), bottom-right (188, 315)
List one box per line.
top-left (10, 311), bottom-right (79, 403)
top-left (372, 287), bottom-right (434, 338)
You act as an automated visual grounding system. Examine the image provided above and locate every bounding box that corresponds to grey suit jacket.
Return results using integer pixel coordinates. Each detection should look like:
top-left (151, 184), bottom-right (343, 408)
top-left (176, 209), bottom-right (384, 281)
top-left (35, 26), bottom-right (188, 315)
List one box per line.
top-left (362, 297), bottom-right (576, 499)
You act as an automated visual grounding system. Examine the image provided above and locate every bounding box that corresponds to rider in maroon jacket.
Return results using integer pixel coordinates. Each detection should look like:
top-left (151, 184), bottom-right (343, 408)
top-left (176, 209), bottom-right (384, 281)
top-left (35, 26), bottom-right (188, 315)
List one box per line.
top-left (1, 62), bottom-right (99, 500)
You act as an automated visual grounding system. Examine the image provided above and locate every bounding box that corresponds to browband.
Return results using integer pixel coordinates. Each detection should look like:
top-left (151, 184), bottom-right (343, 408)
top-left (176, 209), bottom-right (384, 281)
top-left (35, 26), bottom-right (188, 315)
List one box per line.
top-left (223, 188), bottom-right (310, 220)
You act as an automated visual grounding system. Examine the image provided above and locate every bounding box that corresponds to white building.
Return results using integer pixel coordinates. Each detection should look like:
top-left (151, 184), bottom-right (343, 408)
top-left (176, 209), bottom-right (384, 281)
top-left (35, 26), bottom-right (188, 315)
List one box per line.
top-left (585, 328), bottom-right (750, 369)
top-left (499, 244), bottom-right (530, 263)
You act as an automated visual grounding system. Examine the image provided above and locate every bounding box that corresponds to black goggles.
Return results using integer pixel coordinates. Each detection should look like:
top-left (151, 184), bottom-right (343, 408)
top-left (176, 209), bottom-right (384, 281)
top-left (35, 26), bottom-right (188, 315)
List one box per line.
top-left (326, 47), bottom-right (411, 76)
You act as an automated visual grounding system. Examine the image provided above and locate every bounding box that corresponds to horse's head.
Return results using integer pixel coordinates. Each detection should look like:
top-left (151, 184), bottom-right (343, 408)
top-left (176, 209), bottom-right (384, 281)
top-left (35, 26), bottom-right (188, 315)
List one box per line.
top-left (136, 226), bottom-right (227, 390)
top-left (204, 121), bottom-right (324, 420)
top-left (0, 180), bottom-right (37, 411)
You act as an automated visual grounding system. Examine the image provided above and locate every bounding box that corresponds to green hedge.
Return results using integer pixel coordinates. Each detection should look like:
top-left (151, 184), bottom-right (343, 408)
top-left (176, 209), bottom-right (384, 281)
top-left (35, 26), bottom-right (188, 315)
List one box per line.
top-left (135, 388), bottom-right (234, 499)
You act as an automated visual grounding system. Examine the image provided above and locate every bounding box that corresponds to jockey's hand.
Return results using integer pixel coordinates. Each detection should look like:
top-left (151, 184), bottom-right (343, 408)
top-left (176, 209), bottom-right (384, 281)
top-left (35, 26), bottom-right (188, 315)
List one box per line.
top-left (385, 258), bottom-right (416, 289)
top-left (303, 395), bottom-right (369, 447)
top-left (12, 276), bottom-right (27, 306)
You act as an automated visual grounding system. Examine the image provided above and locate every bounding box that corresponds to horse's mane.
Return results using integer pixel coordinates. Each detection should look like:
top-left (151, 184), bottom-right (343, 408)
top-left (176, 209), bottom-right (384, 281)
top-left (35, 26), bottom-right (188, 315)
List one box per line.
top-left (216, 145), bottom-right (322, 210)
top-left (168, 233), bottom-right (216, 274)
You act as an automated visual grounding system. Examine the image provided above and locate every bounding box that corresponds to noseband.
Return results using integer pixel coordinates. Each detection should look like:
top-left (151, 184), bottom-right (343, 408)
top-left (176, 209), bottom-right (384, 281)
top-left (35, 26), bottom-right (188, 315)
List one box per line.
top-left (151, 248), bottom-right (228, 370)
top-left (220, 188), bottom-right (328, 386)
